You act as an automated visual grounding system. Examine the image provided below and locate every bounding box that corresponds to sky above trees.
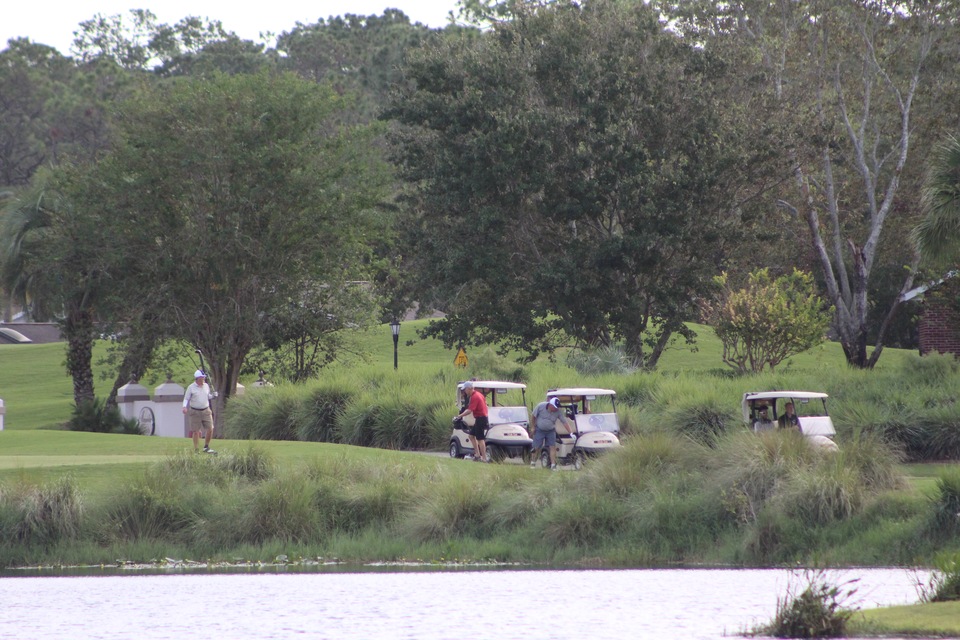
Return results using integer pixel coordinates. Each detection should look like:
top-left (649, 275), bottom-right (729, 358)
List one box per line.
top-left (1, 0), bottom-right (459, 55)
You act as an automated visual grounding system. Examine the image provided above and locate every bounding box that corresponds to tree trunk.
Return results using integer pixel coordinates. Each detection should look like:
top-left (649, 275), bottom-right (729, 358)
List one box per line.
top-left (63, 309), bottom-right (96, 406)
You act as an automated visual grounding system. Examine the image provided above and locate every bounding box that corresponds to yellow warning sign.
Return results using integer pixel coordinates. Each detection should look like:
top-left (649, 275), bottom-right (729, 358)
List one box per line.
top-left (454, 347), bottom-right (468, 368)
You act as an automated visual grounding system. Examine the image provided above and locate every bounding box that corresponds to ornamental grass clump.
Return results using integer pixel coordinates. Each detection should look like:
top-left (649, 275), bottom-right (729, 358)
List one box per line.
top-left (919, 552), bottom-right (960, 602)
top-left (235, 474), bottom-right (320, 544)
top-left (98, 473), bottom-right (194, 542)
top-left (566, 344), bottom-right (638, 376)
top-left (224, 385), bottom-right (302, 441)
top-left (930, 467), bottom-right (960, 536)
top-left (758, 571), bottom-right (858, 638)
top-left (0, 477), bottom-right (84, 546)
top-left (402, 476), bottom-right (496, 542)
top-left (585, 432), bottom-right (699, 497)
top-left (536, 490), bottom-right (630, 548)
top-left (647, 380), bottom-right (737, 446)
top-left (291, 382), bottom-right (354, 442)
top-left (712, 430), bottom-right (817, 524)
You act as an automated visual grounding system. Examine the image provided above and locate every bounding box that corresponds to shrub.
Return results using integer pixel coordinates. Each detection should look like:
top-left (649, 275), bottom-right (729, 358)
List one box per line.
top-left (372, 398), bottom-right (447, 450)
top-left (706, 268), bottom-right (832, 373)
top-left (712, 431), bottom-right (818, 524)
top-left (467, 347), bottom-right (526, 382)
top-left (336, 395), bottom-right (380, 447)
top-left (68, 397), bottom-right (139, 434)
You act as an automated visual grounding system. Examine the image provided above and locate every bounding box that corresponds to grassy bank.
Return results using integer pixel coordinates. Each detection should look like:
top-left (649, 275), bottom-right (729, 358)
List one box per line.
top-left (2, 425), bottom-right (958, 571)
top-left (3, 324), bottom-right (960, 583)
top-left (852, 601), bottom-right (960, 637)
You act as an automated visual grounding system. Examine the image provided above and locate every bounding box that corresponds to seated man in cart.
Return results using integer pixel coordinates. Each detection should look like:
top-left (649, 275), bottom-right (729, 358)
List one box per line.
top-left (753, 405), bottom-right (775, 432)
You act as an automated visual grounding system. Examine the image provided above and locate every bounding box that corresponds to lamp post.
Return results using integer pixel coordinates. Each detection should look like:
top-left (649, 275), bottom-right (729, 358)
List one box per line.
top-left (390, 320), bottom-right (400, 370)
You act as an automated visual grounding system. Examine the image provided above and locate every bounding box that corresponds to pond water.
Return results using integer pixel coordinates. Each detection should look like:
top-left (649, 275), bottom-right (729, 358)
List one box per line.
top-left (0, 567), bottom-right (930, 640)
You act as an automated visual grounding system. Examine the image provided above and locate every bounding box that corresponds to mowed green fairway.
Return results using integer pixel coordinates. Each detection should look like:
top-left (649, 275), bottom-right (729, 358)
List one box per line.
top-left (0, 429), bottom-right (459, 495)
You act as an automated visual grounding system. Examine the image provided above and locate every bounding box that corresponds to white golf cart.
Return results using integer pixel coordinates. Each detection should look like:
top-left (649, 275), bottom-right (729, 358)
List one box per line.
top-left (450, 381), bottom-right (533, 463)
top-left (742, 391), bottom-right (839, 451)
top-left (540, 388), bottom-right (622, 470)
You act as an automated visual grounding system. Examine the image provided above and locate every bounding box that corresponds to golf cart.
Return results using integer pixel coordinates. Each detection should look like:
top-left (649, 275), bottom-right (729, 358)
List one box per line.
top-left (742, 391), bottom-right (839, 451)
top-left (450, 380), bottom-right (533, 463)
top-left (541, 388), bottom-right (621, 470)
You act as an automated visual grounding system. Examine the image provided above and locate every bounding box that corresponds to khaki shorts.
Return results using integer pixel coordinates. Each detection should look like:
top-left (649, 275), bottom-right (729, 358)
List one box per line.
top-left (188, 407), bottom-right (214, 434)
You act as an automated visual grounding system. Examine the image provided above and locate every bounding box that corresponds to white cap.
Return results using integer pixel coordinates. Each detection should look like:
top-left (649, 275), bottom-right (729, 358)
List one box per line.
top-left (548, 397), bottom-right (561, 408)
top-left (194, 370), bottom-right (206, 378)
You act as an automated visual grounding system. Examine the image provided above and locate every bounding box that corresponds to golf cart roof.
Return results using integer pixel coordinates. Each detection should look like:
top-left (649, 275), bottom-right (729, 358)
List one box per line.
top-left (459, 380), bottom-right (527, 391)
top-left (744, 391), bottom-right (828, 401)
top-left (548, 388), bottom-right (617, 398)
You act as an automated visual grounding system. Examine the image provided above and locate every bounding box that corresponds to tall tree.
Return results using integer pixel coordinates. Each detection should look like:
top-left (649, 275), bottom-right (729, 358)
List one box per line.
top-left (79, 71), bottom-right (390, 425)
top-left (665, 0), bottom-right (954, 367)
top-left (0, 169), bottom-right (119, 405)
top-left (71, 10), bottom-right (233, 70)
top-left (386, 0), bottom-right (769, 366)
top-left (276, 10), bottom-right (441, 123)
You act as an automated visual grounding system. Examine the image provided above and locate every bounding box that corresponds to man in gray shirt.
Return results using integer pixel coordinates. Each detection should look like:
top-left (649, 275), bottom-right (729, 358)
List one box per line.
top-left (531, 397), bottom-right (574, 470)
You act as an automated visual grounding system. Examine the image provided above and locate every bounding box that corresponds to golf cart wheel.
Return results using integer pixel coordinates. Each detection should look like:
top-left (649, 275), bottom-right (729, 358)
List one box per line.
top-left (540, 449), bottom-right (551, 468)
top-left (521, 447), bottom-right (532, 465)
top-left (449, 441), bottom-right (461, 459)
top-left (488, 444), bottom-right (506, 463)
top-left (573, 450), bottom-right (586, 471)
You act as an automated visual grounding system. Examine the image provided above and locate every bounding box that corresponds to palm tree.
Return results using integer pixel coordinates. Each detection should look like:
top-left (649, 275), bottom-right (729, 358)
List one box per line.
top-left (914, 134), bottom-right (960, 266)
top-left (0, 170), bottom-right (100, 406)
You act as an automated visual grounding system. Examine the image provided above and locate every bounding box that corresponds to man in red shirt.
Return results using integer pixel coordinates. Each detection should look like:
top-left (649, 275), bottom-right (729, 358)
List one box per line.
top-left (456, 380), bottom-right (488, 462)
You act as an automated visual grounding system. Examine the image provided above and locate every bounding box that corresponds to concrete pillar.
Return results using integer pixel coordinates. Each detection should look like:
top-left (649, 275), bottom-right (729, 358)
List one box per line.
top-left (234, 382), bottom-right (245, 397)
top-left (153, 378), bottom-right (187, 438)
top-left (117, 380), bottom-right (150, 422)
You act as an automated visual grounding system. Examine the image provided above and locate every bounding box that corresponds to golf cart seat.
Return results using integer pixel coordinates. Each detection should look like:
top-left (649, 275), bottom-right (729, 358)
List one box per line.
top-left (555, 416), bottom-right (576, 437)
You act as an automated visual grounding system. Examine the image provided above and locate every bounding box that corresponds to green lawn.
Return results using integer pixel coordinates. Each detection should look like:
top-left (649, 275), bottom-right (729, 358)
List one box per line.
top-left (853, 600), bottom-right (960, 637)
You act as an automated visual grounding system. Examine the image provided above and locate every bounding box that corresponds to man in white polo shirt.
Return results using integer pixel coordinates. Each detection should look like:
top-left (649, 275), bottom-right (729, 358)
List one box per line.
top-left (182, 370), bottom-right (216, 453)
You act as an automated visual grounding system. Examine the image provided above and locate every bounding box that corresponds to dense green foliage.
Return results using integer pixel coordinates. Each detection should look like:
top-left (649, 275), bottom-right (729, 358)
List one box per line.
top-left (915, 134), bottom-right (960, 268)
top-left (67, 398), bottom-right (138, 434)
top-left (385, 0), bottom-right (769, 367)
top-left (707, 269), bottom-right (832, 373)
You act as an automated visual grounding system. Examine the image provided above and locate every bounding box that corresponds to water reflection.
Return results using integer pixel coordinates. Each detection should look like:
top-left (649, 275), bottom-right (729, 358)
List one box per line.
top-left (0, 568), bottom-right (927, 640)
